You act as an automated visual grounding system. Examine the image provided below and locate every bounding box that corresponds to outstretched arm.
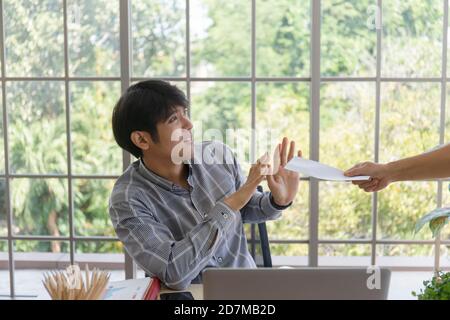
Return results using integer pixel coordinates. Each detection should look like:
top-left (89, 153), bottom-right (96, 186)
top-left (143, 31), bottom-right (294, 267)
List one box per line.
top-left (344, 143), bottom-right (450, 192)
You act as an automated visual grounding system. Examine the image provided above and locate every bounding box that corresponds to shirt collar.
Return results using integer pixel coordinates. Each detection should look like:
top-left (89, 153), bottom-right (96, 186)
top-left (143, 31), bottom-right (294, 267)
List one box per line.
top-left (138, 158), bottom-right (193, 192)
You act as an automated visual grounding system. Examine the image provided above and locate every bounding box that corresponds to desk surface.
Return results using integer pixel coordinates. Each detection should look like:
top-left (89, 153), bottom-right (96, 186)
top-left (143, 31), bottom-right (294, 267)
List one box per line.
top-left (159, 284), bottom-right (203, 300)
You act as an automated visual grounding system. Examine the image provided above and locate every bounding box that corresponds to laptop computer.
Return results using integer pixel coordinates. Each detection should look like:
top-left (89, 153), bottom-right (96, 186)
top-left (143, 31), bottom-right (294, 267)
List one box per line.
top-left (202, 267), bottom-right (391, 300)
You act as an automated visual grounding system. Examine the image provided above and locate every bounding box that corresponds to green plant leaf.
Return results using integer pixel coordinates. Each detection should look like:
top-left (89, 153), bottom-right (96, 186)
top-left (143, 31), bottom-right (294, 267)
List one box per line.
top-left (414, 207), bottom-right (450, 236)
top-left (429, 216), bottom-right (449, 237)
top-left (412, 271), bottom-right (450, 300)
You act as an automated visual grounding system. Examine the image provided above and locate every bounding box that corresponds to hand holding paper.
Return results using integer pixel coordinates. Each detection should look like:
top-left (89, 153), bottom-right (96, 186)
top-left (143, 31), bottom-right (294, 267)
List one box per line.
top-left (285, 157), bottom-right (370, 181)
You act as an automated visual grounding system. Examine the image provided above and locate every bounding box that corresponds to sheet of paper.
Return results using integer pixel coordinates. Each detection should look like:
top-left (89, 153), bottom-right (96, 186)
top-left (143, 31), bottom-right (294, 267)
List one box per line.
top-left (285, 157), bottom-right (370, 181)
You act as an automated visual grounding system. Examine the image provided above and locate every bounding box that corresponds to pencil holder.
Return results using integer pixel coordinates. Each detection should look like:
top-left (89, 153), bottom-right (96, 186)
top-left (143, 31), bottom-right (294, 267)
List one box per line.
top-left (42, 264), bottom-right (110, 300)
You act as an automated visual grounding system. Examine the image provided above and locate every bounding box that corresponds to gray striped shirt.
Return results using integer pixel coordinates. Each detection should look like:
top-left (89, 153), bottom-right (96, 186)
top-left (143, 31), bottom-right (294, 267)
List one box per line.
top-left (109, 141), bottom-right (289, 290)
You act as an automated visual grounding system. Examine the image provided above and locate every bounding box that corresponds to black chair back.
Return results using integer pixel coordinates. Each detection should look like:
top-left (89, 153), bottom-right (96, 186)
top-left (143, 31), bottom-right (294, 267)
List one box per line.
top-left (256, 185), bottom-right (272, 267)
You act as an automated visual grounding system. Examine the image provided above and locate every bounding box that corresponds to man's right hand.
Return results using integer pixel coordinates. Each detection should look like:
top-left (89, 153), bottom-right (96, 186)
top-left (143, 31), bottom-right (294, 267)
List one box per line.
top-left (223, 154), bottom-right (269, 211)
top-left (344, 162), bottom-right (393, 192)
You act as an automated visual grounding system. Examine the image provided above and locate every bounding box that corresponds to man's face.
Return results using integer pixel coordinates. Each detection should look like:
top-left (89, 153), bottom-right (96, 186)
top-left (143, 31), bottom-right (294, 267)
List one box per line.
top-left (153, 106), bottom-right (194, 163)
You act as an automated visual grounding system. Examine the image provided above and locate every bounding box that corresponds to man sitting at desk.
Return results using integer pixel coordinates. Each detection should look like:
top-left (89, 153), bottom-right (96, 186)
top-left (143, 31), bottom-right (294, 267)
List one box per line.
top-left (109, 80), bottom-right (302, 290)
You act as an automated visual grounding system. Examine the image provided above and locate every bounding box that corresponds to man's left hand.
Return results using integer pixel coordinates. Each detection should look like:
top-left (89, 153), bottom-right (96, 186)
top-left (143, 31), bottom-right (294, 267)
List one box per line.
top-left (266, 137), bottom-right (302, 206)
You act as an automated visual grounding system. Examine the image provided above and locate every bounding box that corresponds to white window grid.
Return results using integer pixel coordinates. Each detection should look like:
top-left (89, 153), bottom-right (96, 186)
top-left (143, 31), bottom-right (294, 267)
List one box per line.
top-left (0, 0), bottom-right (449, 297)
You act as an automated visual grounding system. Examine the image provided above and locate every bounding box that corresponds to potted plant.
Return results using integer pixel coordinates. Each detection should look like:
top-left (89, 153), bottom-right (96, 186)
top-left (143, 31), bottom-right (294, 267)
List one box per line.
top-left (412, 207), bottom-right (450, 300)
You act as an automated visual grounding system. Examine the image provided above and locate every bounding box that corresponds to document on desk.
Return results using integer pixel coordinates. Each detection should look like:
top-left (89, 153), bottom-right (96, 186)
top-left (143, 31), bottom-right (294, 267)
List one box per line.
top-left (285, 157), bottom-right (370, 181)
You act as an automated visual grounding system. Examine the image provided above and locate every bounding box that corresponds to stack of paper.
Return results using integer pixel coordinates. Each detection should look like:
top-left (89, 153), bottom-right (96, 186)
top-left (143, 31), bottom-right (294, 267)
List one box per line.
top-left (102, 277), bottom-right (160, 300)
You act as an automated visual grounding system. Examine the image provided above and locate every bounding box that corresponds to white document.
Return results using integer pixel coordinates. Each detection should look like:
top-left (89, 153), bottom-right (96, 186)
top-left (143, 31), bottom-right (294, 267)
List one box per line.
top-left (285, 157), bottom-right (370, 181)
top-left (103, 278), bottom-right (152, 300)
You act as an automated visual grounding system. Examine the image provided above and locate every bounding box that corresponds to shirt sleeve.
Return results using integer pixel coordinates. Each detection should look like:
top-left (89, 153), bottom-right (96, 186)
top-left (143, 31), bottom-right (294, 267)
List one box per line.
top-left (109, 196), bottom-right (237, 291)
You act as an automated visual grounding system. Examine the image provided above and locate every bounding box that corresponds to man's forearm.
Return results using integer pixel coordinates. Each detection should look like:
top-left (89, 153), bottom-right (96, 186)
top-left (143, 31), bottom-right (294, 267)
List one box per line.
top-left (387, 143), bottom-right (450, 182)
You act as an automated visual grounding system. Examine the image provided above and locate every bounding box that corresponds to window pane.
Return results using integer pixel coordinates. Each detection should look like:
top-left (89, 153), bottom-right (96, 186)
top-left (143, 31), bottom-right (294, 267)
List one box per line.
top-left (255, 82), bottom-right (309, 242)
top-left (74, 179), bottom-right (116, 237)
top-left (71, 81), bottom-right (121, 175)
top-left (14, 240), bottom-right (70, 298)
top-left (321, 82), bottom-right (375, 169)
top-left (75, 241), bottom-right (125, 280)
top-left (131, 0), bottom-right (186, 77)
top-left (190, 82), bottom-right (251, 171)
top-left (75, 240), bottom-right (123, 254)
top-left (265, 244), bottom-right (308, 266)
top-left (377, 244), bottom-right (435, 267)
top-left (447, 2), bottom-right (450, 77)
top-left (441, 245), bottom-right (450, 268)
top-left (256, 82), bottom-right (310, 159)
top-left (263, 181), bottom-right (309, 240)
top-left (321, 0), bottom-right (376, 77)
top-left (319, 244), bottom-right (371, 266)
top-left (191, 0), bottom-right (251, 77)
top-left (11, 178), bottom-right (68, 237)
top-left (4, 0), bottom-right (64, 77)
top-left (0, 180), bottom-right (6, 236)
top-left (319, 182), bottom-right (372, 240)
top-left (68, 0), bottom-right (120, 76)
top-left (256, 0), bottom-right (310, 77)
top-left (244, 224), bottom-right (252, 243)
top-left (173, 81), bottom-right (187, 94)
top-left (382, 0), bottom-right (443, 77)
top-left (378, 181), bottom-right (437, 240)
top-left (443, 187), bottom-right (450, 240)
top-left (446, 86), bottom-right (450, 243)
top-left (8, 81), bottom-right (67, 174)
top-left (444, 183), bottom-right (450, 207)
top-left (0, 241), bottom-right (9, 297)
top-left (0, 84), bottom-right (4, 174)
top-left (380, 82), bottom-right (441, 163)
top-left (446, 87), bottom-right (450, 143)
top-left (319, 82), bottom-right (374, 240)
top-left (379, 83), bottom-right (438, 238)
top-left (244, 228), bottom-right (307, 266)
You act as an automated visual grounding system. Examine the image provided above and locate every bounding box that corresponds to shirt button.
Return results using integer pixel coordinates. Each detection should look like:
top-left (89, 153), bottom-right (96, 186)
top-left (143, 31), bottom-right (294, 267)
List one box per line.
top-left (223, 213), bottom-right (229, 219)
top-left (217, 257), bottom-right (223, 263)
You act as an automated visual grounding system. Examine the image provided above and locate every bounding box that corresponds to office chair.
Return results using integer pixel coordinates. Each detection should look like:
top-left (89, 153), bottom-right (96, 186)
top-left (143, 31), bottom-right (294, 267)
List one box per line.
top-left (255, 185), bottom-right (272, 268)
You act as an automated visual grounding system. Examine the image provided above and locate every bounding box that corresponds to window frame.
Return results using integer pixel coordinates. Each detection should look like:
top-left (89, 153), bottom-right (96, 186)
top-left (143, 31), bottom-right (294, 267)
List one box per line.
top-left (0, 0), bottom-right (449, 298)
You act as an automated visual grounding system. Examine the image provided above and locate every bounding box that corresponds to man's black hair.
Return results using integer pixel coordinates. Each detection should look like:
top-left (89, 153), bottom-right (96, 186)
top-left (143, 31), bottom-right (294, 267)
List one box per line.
top-left (112, 80), bottom-right (189, 158)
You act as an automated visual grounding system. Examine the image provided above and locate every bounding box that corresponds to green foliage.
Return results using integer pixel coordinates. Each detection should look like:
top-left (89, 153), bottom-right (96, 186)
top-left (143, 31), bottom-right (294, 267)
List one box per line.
top-left (321, 0), bottom-right (376, 76)
top-left (70, 81), bottom-right (122, 175)
top-left (0, 1), bottom-right (124, 253)
top-left (256, 0), bottom-right (310, 77)
top-left (131, 0), bottom-right (185, 76)
top-left (187, 0), bottom-right (447, 258)
top-left (382, 0), bottom-right (442, 77)
top-left (4, 0), bottom-right (64, 76)
top-left (191, 0), bottom-right (251, 77)
top-left (68, 0), bottom-right (120, 76)
top-left (412, 271), bottom-right (450, 300)
top-left (415, 207), bottom-right (450, 238)
top-left (0, 0), bottom-right (448, 259)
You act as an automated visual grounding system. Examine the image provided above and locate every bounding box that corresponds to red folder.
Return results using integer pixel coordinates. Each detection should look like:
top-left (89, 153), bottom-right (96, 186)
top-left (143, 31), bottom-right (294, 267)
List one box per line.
top-left (144, 278), bottom-right (161, 300)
